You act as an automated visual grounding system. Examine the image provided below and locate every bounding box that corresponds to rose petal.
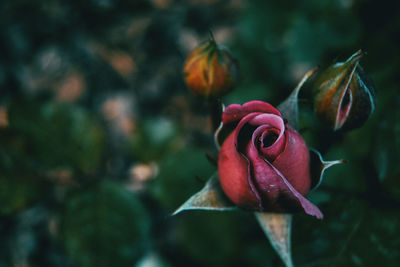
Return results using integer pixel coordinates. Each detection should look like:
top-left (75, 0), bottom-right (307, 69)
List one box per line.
top-left (264, 161), bottom-right (323, 219)
top-left (232, 113), bottom-right (262, 149)
top-left (218, 132), bottom-right (261, 209)
top-left (226, 112), bottom-right (288, 207)
top-left (272, 125), bottom-right (311, 196)
top-left (218, 100), bottom-right (320, 218)
top-left (251, 125), bottom-right (285, 161)
top-left (248, 113), bottom-right (284, 128)
top-left (259, 128), bottom-right (285, 158)
top-left (222, 101), bottom-right (281, 125)
top-left (216, 101), bottom-right (282, 147)
top-left (245, 138), bottom-right (323, 218)
top-left (248, 114), bottom-right (286, 161)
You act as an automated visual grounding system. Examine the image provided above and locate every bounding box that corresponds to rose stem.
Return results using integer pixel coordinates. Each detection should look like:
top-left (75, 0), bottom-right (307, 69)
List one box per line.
top-left (208, 97), bottom-right (222, 132)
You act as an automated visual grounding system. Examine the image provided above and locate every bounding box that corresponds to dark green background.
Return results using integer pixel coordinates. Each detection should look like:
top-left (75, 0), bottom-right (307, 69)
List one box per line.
top-left (0, 0), bottom-right (399, 266)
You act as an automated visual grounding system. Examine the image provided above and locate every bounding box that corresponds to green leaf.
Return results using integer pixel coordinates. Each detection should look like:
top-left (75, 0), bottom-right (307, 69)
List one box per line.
top-left (278, 68), bottom-right (317, 130)
top-left (173, 173), bottom-right (236, 215)
top-left (255, 212), bottom-right (294, 267)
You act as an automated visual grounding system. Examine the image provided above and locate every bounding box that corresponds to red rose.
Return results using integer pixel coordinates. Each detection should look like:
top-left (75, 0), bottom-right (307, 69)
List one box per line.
top-left (217, 101), bottom-right (323, 219)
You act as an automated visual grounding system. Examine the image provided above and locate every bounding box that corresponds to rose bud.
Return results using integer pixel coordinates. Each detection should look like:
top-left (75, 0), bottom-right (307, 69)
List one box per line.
top-left (216, 101), bottom-right (323, 219)
top-left (183, 39), bottom-right (238, 98)
top-left (313, 50), bottom-right (376, 131)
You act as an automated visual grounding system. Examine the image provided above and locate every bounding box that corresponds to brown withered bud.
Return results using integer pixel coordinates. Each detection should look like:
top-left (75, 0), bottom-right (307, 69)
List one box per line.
top-left (183, 39), bottom-right (238, 98)
top-left (313, 50), bottom-right (376, 131)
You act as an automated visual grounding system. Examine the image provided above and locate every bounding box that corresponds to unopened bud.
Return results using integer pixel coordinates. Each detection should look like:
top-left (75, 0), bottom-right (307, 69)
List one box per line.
top-left (313, 50), bottom-right (376, 131)
top-left (183, 39), bottom-right (238, 98)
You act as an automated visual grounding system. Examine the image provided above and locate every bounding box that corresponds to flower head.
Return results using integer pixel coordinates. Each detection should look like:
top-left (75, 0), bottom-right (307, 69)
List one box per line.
top-left (313, 50), bottom-right (376, 131)
top-left (216, 101), bottom-right (323, 219)
top-left (183, 39), bottom-right (238, 98)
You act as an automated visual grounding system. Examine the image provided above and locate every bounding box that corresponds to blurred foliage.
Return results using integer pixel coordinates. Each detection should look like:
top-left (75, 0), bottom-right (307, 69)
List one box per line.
top-left (4, 99), bottom-right (104, 174)
top-left (61, 181), bottom-right (150, 267)
top-left (0, 174), bottom-right (45, 215)
top-left (128, 116), bottom-right (182, 162)
top-left (0, 0), bottom-right (399, 266)
top-left (151, 147), bottom-right (214, 209)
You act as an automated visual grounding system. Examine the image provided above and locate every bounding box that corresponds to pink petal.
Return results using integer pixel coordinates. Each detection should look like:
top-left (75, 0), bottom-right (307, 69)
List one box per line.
top-left (218, 132), bottom-right (260, 209)
top-left (245, 135), bottom-right (323, 219)
top-left (251, 125), bottom-right (285, 162)
top-left (232, 113), bottom-right (262, 149)
top-left (248, 114), bottom-right (286, 161)
top-left (222, 101), bottom-right (281, 125)
top-left (335, 86), bottom-right (353, 130)
top-left (265, 161), bottom-right (323, 219)
top-left (273, 125), bottom-right (311, 196)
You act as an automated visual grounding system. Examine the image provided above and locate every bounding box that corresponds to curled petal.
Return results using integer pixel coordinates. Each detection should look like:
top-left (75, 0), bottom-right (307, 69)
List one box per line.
top-left (245, 138), bottom-right (322, 218)
top-left (217, 99), bottom-right (325, 219)
top-left (222, 101), bottom-right (281, 125)
top-left (218, 132), bottom-right (260, 209)
top-left (232, 113), bottom-right (284, 152)
top-left (272, 125), bottom-right (311, 196)
top-left (248, 142), bottom-right (323, 219)
top-left (232, 113), bottom-right (262, 149)
top-left (259, 128), bottom-right (285, 160)
top-left (265, 162), bottom-right (323, 219)
top-left (248, 114), bottom-right (286, 161)
top-left (251, 125), bottom-right (285, 162)
top-left (216, 101), bottom-right (282, 148)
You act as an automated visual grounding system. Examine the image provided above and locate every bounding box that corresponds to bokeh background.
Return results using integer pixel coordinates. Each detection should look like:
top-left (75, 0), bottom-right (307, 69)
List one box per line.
top-left (1, 0), bottom-right (399, 266)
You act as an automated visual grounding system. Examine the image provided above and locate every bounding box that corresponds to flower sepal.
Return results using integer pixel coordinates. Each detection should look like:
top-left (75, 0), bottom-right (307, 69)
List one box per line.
top-left (172, 173), bottom-right (236, 215)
